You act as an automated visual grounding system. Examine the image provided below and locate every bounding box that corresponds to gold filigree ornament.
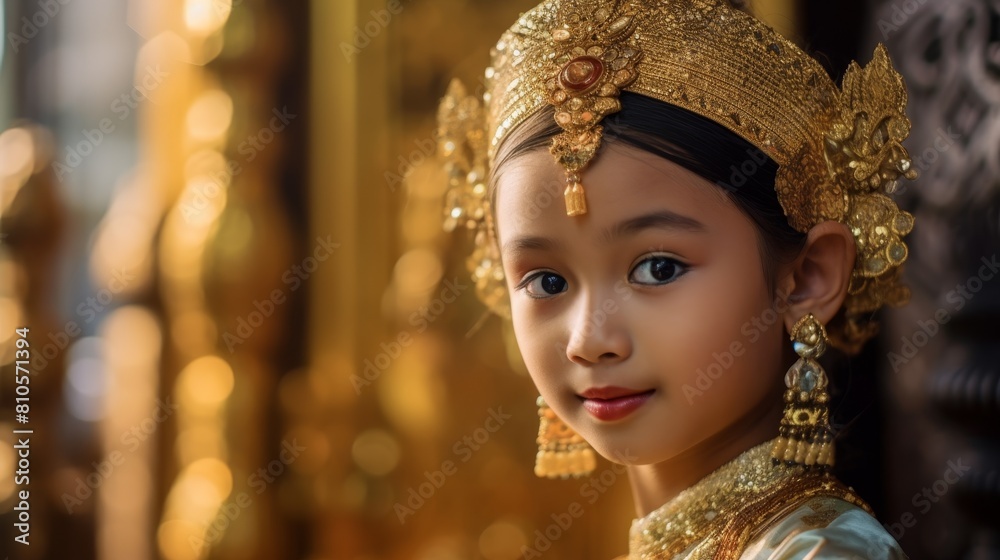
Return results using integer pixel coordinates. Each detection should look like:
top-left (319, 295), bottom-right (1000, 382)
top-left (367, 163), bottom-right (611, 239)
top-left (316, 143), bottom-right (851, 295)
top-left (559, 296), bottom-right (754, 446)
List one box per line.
top-left (771, 313), bottom-right (835, 470)
top-left (535, 396), bottom-right (597, 478)
top-left (436, 0), bottom-right (920, 354)
top-left (825, 45), bottom-right (919, 353)
top-left (546, 1), bottom-right (643, 215)
top-left (438, 80), bottom-right (509, 318)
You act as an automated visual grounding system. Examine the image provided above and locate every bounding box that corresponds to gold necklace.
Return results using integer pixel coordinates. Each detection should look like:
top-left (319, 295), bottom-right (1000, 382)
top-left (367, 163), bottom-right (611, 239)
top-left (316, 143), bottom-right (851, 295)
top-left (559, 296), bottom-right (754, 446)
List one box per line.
top-left (628, 439), bottom-right (872, 559)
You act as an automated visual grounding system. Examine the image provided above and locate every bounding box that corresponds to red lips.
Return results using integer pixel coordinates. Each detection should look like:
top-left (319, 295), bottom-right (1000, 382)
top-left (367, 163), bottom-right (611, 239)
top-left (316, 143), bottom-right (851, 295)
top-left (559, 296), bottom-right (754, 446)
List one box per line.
top-left (578, 386), bottom-right (654, 421)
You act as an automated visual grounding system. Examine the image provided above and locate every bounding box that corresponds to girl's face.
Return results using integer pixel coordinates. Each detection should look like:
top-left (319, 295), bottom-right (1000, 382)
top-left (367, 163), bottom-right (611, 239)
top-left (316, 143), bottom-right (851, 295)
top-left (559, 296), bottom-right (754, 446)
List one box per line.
top-left (494, 143), bottom-right (790, 465)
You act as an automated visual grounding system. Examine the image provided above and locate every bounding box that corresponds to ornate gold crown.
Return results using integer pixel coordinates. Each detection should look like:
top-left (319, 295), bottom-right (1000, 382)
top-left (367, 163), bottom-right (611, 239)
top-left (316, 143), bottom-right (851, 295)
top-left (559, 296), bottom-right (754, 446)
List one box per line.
top-left (438, 0), bottom-right (918, 354)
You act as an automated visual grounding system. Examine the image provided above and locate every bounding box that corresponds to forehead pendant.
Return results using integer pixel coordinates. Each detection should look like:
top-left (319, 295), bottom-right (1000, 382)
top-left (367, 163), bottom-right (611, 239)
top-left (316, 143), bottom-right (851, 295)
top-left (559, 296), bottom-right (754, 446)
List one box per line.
top-left (546, 1), bottom-right (643, 216)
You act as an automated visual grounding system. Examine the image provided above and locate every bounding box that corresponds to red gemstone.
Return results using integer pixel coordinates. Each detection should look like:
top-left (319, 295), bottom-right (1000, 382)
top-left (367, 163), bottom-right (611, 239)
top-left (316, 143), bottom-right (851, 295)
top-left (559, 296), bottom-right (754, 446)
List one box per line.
top-left (559, 56), bottom-right (604, 92)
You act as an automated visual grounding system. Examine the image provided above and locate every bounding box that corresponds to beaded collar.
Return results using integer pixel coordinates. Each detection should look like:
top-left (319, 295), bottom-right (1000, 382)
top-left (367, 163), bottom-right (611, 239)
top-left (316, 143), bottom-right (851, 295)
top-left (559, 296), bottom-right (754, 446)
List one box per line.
top-left (628, 438), bottom-right (872, 559)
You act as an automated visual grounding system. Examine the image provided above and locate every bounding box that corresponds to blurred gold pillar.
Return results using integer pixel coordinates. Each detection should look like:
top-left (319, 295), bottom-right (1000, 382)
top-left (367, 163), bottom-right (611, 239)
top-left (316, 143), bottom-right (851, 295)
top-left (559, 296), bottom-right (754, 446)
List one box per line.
top-left (311, 0), bottom-right (358, 353)
top-left (310, 0), bottom-right (395, 555)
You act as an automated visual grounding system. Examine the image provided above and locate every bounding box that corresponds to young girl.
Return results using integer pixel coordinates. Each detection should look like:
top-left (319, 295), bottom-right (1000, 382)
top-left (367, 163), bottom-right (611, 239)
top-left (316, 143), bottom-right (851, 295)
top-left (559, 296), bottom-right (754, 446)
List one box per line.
top-left (438, 0), bottom-right (915, 557)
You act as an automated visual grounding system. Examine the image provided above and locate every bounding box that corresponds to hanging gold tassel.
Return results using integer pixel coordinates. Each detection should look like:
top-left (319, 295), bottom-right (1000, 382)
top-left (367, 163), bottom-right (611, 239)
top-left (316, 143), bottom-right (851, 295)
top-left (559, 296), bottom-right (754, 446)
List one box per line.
top-left (564, 173), bottom-right (587, 216)
top-left (534, 396), bottom-right (596, 478)
top-left (771, 313), bottom-right (835, 470)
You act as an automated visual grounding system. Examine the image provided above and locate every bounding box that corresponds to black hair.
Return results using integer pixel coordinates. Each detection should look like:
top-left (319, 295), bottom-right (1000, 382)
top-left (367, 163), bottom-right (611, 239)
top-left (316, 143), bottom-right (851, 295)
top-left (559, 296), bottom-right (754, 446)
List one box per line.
top-left (490, 90), bottom-right (808, 295)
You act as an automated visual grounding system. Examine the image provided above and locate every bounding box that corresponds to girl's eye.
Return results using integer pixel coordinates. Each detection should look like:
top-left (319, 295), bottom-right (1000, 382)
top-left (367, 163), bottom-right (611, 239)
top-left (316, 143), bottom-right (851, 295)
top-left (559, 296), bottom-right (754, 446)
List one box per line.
top-left (521, 272), bottom-right (568, 298)
top-left (629, 255), bottom-right (687, 285)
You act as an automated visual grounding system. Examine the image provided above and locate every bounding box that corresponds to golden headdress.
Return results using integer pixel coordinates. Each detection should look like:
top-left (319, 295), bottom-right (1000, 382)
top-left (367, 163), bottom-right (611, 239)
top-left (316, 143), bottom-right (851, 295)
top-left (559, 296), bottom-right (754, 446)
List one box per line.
top-left (438, 0), bottom-right (918, 354)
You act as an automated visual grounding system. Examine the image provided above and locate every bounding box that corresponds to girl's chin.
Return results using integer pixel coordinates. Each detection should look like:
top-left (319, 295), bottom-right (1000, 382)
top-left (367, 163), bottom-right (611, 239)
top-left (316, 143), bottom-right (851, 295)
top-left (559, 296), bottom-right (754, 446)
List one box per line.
top-left (583, 431), bottom-right (667, 464)
top-left (589, 443), bottom-right (693, 468)
top-left (581, 424), bottom-right (696, 465)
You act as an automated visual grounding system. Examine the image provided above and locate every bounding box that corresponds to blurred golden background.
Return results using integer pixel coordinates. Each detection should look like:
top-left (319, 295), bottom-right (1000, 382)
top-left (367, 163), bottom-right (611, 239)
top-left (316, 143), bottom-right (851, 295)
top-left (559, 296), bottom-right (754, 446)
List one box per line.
top-left (2, 0), bottom-right (998, 559)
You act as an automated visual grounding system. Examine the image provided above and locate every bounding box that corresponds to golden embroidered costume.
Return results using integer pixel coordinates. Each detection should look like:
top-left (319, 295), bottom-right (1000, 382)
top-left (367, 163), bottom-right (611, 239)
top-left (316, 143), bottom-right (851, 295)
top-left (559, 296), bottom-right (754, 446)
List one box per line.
top-left (437, 0), bottom-right (918, 557)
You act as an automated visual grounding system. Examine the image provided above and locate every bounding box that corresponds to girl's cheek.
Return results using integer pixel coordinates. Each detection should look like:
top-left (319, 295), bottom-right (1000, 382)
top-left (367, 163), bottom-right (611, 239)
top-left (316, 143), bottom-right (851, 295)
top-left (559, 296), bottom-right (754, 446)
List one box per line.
top-left (511, 317), bottom-right (558, 377)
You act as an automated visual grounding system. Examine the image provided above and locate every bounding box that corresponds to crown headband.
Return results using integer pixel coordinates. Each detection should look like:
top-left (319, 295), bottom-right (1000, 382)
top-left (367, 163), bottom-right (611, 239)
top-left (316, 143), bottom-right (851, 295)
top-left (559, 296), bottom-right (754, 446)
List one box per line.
top-left (439, 0), bottom-right (918, 354)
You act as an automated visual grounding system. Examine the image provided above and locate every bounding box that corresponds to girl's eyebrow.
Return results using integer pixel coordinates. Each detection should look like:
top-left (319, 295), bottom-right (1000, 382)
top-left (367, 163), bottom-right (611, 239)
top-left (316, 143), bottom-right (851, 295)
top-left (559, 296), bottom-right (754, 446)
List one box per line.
top-left (502, 209), bottom-right (706, 258)
top-left (502, 234), bottom-right (559, 260)
top-left (600, 210), bottom-right (706, 243)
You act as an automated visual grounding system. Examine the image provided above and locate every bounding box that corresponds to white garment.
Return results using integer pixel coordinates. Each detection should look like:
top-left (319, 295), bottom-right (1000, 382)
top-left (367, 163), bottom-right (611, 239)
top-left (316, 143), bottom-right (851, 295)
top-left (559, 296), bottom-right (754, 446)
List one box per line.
top-left (739, 496), bottom-right (908, 560)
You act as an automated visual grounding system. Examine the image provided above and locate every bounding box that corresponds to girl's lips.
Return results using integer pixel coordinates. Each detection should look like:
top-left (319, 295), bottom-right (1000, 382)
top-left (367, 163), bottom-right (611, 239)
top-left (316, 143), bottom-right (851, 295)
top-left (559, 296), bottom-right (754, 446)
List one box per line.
top-left (579, 388), bottom-right (655, 421)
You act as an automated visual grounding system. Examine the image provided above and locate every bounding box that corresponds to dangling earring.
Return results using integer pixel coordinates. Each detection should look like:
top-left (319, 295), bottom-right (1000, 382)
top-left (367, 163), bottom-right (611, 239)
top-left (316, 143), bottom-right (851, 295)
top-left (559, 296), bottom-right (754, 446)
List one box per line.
top-left (534, 396), bottom-right (596, 478)
top-left (771, 313), bottom-right (835, 470)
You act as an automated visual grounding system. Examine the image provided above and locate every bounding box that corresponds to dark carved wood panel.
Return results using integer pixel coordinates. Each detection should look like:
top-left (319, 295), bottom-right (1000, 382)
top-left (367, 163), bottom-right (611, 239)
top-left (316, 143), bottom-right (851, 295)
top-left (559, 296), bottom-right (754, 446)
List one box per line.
top-left (865, 0), bottom-right (1000, 558)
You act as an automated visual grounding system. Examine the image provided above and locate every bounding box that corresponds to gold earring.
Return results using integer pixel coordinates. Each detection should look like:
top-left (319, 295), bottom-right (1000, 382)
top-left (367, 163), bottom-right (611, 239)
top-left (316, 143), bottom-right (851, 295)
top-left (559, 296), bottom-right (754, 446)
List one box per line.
top-left (534, 396), bottom-right (596, 478)
top-left (771, 313), bottom-right (835, 470)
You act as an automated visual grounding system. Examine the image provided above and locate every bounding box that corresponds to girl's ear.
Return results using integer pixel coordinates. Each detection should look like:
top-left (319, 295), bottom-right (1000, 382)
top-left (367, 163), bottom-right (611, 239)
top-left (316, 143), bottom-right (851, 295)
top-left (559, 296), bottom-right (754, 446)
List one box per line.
top-left (779, 220), bottom-right (857, 334)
